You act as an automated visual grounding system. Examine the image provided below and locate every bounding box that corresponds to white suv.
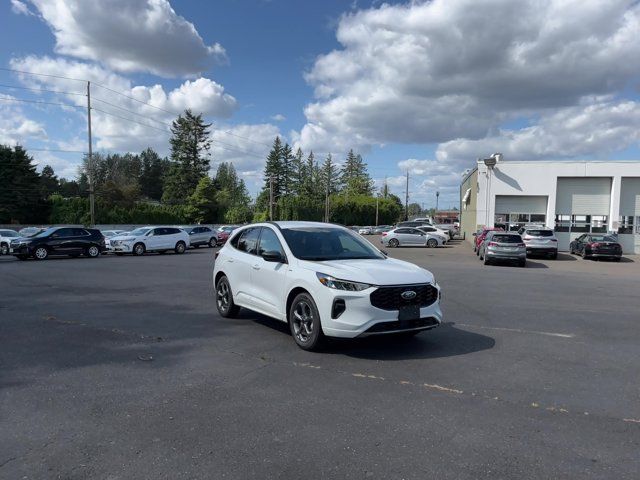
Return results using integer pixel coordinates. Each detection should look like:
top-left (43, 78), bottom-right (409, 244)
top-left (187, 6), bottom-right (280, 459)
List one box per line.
top-left (519, 226), bottom-right (558, 259)
top-left (0, 229), bottom-right (20, 255)
top-left (213, 222), bottom-right (443, 351)
top-left (109, 226), bottom-right (190, 256)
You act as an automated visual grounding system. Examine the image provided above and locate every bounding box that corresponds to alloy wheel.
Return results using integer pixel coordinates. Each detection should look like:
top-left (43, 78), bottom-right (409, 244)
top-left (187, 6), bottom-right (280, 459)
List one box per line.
top-left (0, 244), bottom-right (7, 255)
top-left (88, 246), bottom-right (99, 257)
top-left (35, 247), bottom-right (48, 260)
top-left (292, 300), bottom-right (314, 344)
top-left (134, 244), bottom-right (145, 256)
top-left (217, 281), bottom-right (230, 313)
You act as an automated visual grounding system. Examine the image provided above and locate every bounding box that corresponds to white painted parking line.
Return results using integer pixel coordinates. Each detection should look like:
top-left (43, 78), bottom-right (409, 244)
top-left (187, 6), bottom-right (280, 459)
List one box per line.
top-left (457, 323), bottom-right (575, 338)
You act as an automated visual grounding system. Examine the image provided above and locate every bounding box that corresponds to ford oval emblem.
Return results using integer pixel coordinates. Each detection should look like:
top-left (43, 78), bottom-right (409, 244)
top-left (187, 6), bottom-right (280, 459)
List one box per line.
top-left (401, 290), bottom-right (417, 300)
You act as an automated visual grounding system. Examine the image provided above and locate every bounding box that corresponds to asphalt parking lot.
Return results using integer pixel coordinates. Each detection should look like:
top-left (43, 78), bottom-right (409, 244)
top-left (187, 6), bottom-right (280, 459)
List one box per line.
top-left (1, 238), bottom-right (639, 479)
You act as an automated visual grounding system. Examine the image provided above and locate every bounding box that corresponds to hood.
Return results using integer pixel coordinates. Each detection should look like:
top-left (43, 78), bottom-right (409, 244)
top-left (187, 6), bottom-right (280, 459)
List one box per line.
top-left (300, 257), bottom-right (434, 286)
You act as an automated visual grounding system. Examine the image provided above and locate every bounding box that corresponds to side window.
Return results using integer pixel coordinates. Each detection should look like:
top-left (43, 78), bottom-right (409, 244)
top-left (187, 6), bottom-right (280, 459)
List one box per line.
top-left (168, 228), bottom-right (181, 235)
top-left (72, 228), bottom-right (88, 236)
top-left (151, 228), bottom-right (163, 236)
top-left (53, 228), bottom-right (73, 238)
top-left (395, 228), bottom-right (409, 234)
top-left (423, 227), bottom-right (435, 232)
top-left (409, 229), bottom-right (422, 235)
top-left (237, 228), bottom-right (260, 255)
top-left (203, 227), bottom-right (211, 233)
top-left (257, 228), bottom-right (284, 256)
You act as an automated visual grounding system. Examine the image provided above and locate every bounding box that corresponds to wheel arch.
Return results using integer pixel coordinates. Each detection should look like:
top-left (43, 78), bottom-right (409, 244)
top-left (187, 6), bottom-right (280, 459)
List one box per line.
top-left (285, 287), bottom-right (311, 324)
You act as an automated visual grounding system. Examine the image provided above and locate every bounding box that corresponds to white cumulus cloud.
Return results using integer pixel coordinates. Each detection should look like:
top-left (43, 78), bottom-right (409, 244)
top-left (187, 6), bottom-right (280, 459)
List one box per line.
top-left (25, 0), bottom-right (226, 77)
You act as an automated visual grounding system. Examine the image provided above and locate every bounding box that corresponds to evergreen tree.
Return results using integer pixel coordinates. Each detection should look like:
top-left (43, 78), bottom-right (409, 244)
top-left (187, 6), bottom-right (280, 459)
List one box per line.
top-left (0, 145), bottom-right (49, 223)
top-left (281, 143), bottom-right (294, 196)
top-left (291, 147), bottom-right (305, 196)
top-left (320, 154), bottom-right (340, 196)
top-left (185, 176), bottom-right (217, 223)
top-left (40, 165), bottom-right (59, 197)
top-left (139, 148), bottom-right (166, 200)
top-left (301, 151), bottom-right (316, 198)
top-left (163, 109), bottom-right (212, 202)
top-left (261, 136), bottom-right (284, 202)
top-left (340, 149), bottom-right (373, 195)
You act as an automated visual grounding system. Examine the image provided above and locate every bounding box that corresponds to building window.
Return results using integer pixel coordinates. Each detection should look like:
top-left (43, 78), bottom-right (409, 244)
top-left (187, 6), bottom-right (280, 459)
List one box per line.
top-left (530, 214), bottom-right (546, 223)
top-left (554, 214), bottom-right (570, 232)
top-left (619, 216), bottom-right (634, 234)
top-left (502, 213), bottom-right (546, 231)
top-left (494, 214), bottom-right (508, 231)
top-left (591, 215), bottom-right (608, 233)
top-left (571, 215), bottom-right (591, 232)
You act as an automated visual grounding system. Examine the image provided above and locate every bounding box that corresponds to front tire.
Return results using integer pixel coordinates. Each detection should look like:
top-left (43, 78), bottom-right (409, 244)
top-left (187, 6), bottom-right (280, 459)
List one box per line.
top-left (289, 293), bottom-right (324, 351)
top-left (388, 238), bottom-right (399, 248)
top-left (175, 241), bottom-right (186, 254)
top-left (216, 276), bottom-right (240, 318)
top-left (0, 243), bottom-right (8, 255)
top-left (208, 237), bottom-right (216, 248)
top-left (133, 243), bottom-right (145, 256)
top-left (34, 246), bottom-right (48, 260)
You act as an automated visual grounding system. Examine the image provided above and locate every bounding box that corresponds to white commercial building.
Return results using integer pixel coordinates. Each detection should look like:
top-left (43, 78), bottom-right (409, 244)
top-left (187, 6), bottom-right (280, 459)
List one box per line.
top-left (459, 158), bottom-right (640, 254)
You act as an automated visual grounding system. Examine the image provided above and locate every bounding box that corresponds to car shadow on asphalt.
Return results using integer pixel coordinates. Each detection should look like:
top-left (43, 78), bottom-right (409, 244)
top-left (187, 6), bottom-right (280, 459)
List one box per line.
top-left (249, 316), bottom-right (495, 360)
top-left (325, 322), bottom-right (495, 360)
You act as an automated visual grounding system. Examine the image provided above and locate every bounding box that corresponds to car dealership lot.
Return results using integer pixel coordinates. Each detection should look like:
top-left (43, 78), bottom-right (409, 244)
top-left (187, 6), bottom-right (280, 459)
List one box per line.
top-left (1, 239), bottom-right (639, 479)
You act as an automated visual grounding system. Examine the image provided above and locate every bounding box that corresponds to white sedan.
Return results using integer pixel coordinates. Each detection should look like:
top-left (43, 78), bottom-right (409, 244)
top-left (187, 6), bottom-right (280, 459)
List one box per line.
top-left (213, 221), bottom-right (443, 351)
top-left (381, 227), bottom-right (446, 248)
top-left (108, 226), bottom-right (190, 255)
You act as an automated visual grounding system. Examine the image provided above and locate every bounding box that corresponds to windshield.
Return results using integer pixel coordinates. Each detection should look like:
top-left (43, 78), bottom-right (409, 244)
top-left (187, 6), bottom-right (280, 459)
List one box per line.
top-left (492, 234), bottom-right (523, 243)
top-left (281, 226), bottom-right (385, 261)
top-left (590, 235), bottom-right (616, 242)
top-left (527, 230), bottom-right (553, 237)
top-left (32, 227), bottom-right (58, 238)
top-left (129, 228), bottom-right (151, 236)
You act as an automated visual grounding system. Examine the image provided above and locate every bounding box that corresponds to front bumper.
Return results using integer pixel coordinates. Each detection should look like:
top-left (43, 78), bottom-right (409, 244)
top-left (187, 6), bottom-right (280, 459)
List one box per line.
top-left (108, 243), bottom-right (133, 253)
top-left (317, 284), bottom-right (443, 338)
top-left (9, 244), bottom-right (32, 256)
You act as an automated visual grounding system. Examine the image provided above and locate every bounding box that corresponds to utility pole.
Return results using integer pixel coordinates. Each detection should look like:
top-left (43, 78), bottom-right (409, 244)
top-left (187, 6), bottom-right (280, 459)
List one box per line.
top-left (87, 81), bottom-right (95, 226)
top-left (324, 174), bottom-right (330, 223)
top-left (269, 175), bottom-right (274, 221)
top-left (375, 194), bottom-right (379, 226)
top-left (436, 191), bottom-right (440, 213)
top-left (404, 170), bottom-right (409, 221)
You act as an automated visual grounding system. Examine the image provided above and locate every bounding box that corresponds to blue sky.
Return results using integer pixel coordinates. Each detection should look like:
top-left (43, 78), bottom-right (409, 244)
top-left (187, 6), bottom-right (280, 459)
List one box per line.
top-left (1, 0), bottom-right (640, 209)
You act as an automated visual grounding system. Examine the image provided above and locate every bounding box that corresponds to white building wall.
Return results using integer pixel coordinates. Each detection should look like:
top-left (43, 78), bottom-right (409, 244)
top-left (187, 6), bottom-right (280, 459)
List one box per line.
top-left (473, 160), bottom-right (640, 253)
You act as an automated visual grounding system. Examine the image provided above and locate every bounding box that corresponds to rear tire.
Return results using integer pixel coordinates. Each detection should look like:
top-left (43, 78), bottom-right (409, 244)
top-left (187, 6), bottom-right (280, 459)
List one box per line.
top-left (175, 241), bottom-right (186, 254)
top-left (85, 245), bottom-right (100, 258)
top-left (483, 254), bottom-right (490, 265)
top-left (519, 259), bottom-right (526, 268)
top-left (550, 252), bottom-right (558, 259)
top-left (427, 238), bottom-right (438, 248)
top-left (388, 238), bottom-right (399, 248)
top-left (289, 292), bottom-right (324, 351)
top-left (216, 276), bottom-right (240, 318)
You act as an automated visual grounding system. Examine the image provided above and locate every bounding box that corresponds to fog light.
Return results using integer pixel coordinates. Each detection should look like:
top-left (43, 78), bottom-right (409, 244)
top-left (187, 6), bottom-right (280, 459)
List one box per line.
top-left (332, 299), bottom-right (346, 319)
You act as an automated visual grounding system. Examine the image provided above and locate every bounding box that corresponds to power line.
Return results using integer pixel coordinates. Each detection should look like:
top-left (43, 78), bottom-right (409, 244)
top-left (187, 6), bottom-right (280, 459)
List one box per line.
top-left (92, 82), bottom-right (176, 116)
top-left (0, 83), bottom-right (86, 96)
top-left (91, 96), bottom-right (172, 127)
top-left (91, 106), bottom-right (170, 134)
top-left (0, 66), bottom-right (86, 82)
top-left (0, 96), bottom-right (83, 109)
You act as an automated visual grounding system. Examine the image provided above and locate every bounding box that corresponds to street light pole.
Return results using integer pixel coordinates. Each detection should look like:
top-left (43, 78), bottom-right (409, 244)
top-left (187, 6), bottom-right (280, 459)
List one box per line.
top-left (436, 191), bottom-right (440, 213)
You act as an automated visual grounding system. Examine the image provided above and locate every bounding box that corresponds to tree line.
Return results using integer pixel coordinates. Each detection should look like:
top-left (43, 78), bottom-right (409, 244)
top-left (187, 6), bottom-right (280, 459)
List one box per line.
top-left (1, 108), bottom-right (405, 226)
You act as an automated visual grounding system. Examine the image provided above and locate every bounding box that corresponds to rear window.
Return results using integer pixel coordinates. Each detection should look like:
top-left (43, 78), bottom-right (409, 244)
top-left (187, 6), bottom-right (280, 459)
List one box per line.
top-left (526, 230), bottom-right (553, 237)
top-left (492, 234), bottom-right (522, 243)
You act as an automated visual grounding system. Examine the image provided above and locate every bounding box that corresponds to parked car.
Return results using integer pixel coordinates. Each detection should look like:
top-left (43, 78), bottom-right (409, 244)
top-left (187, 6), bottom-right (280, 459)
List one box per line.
top-left (372, 225), bottom-right (392, 234)
top-left (569, 234), bottom-right (622, 261)
top-left (108, 226), bottom-right (190, 256)
top-left (416, 226), bottom-right (449, 243)
top-left (213, 221), bottom-right (442, 351)
top-left (10, 227), bottom-right (105, 260)
top-left (478, 231), bottom-right (526, 267)
top-left (0, 229), bottom-right (20, 255)
top-left (399, 220), bottom-right (456, 238)
top-left (180, 226), bottom-right (218, 248)
top-left (473, 227), bottom-right (504, 254)
top-left (216, 225), bottom-right (239, 245)
top-left (101, 230), bottom-right (127, 252)
top-left (358, 226), bottom-right (373, 235)
top-left (381, 227), bottom-right (445, 248)
top-left (519, 226), bottom-right (558, 258)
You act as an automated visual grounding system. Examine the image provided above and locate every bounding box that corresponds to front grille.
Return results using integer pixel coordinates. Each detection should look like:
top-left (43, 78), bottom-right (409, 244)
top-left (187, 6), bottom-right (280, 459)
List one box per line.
top-left (370, 284), bottom-right (438, 311)
top-left (364, 317), bottom-right (439, 333)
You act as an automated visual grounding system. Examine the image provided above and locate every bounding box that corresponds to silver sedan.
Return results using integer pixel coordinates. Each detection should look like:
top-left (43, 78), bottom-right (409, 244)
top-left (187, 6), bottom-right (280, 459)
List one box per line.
top-left (380, 227), bottom-right (446, 248)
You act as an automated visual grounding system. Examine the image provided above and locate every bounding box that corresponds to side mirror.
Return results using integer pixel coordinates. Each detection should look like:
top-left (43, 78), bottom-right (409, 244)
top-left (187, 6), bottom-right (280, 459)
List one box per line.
top-left (262, 250), bottom-right (285, 263)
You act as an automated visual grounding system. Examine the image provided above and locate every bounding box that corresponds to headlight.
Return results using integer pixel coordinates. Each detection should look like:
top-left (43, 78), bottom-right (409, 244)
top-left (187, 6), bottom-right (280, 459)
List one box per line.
top-left (316, 273), bottom-right (371, 291)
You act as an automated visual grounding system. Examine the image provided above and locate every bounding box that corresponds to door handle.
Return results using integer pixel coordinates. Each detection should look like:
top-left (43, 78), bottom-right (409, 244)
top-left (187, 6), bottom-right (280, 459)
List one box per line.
top-left (228, 259), bottom-right (234, 263)
top-left (252, 264), bottom-right (260, 270)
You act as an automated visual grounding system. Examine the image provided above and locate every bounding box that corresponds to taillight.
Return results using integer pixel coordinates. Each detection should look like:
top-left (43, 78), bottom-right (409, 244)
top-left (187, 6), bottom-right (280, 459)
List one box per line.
top-left (382, 232), bottom-right (388, 236)
top-left (590, 242), bottom-right (601, 248)
top-left (550, 239), bottom-right (557, 242)
top-left (523, 235), bottom-right (531, 240)
top-left (488, 242), bottom-right (498, 247)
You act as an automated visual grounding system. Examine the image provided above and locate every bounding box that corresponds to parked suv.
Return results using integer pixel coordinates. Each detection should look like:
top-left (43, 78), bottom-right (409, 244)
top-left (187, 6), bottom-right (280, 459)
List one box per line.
top-left (0, 229), bottom-right (20, 255)
top-left (180, 226), bottom-right (217, 248)
top-left (213, 222), bottom-right (443, 351)
top-left (478, 231), bottom-right (527, 267)
top-left (519, 226), bottom-right (558, 258)
top-left (108, 226), bottom-right (189, 255)
top-left (10, 227), bottom-right (105, 260)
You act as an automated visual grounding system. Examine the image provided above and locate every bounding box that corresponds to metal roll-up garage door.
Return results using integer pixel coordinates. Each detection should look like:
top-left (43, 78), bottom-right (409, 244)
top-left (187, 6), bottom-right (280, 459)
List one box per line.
top-left (495, 196), bottom-right (547, 214)
top-left (555, 178), bottom-right (611, 214)
top-left (620, 178), bottom-right (640, 216)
